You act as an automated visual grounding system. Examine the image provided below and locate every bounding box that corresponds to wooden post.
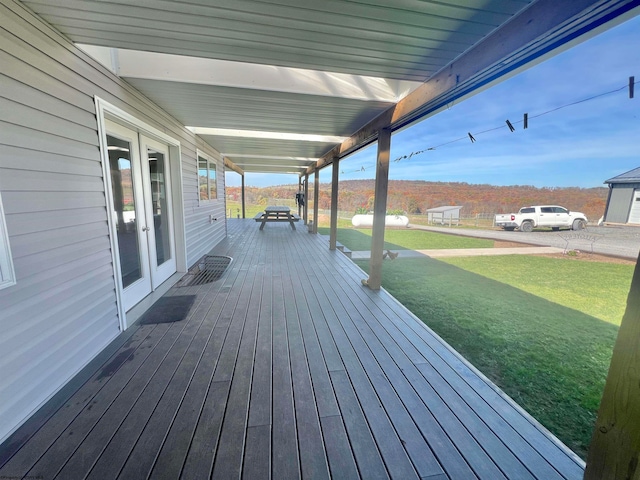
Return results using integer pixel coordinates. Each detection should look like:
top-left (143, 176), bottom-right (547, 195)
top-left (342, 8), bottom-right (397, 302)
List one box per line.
top-left (241, 173), bottom-right (246, 219)
top-left (313, 169), bottom-right (320, 234)
top-left (298, 176), bottom-right (302, 218)
top-left (303, 174), bottom-right (309, 225)
top-left (585, 249), bottom-right (640, 479)
top-left (363, 128), bottom-right (391, 290)
top-left (329, 158), bottom-right (339, 250)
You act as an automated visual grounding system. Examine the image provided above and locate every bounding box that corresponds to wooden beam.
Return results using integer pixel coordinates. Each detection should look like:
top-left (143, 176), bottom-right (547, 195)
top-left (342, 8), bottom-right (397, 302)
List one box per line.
top-left (224, 157), bottom-right (244, 175)
top-left (329, 158), bottom-right (339, 250)
top-left (585, 249), bottom-right (640, 479)
top-left (363, 128), bottom-right (391, 291)
top-left (308, 0), bottom-right (640, 175)
top-left (313, 170), bottom-right (319, 234)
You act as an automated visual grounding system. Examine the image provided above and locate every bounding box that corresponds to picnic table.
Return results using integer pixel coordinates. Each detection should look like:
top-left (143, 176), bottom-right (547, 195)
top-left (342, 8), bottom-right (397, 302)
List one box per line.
top-left (254, 206), bottom-right (300, 230)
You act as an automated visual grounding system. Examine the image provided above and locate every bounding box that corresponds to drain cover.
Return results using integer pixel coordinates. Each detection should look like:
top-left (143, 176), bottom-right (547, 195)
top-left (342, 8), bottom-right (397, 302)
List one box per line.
top-left (177, 255), bottom-right (232, 287)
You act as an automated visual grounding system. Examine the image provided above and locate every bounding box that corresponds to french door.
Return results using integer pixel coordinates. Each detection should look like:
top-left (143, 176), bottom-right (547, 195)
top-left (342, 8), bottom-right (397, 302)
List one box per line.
top-left (105, 120), bottom-right (176, 311)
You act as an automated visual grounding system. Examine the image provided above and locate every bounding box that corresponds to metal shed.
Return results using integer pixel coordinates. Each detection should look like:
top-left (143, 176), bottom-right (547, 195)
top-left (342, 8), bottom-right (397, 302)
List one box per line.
top-left (603, 167), bottom-right (640, 224)
top-left (426, 206), bottom-right (463, 225)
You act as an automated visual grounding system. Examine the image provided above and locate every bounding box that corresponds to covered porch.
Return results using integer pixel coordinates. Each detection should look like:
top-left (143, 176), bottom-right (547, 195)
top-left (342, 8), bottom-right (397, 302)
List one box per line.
top-left (0, 220), bottom-right (583, 479)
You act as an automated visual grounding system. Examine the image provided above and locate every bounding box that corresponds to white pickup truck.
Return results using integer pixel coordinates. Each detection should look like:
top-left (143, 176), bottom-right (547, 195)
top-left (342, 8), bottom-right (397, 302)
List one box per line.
top-left (495, 205), bottom-right (588, 232)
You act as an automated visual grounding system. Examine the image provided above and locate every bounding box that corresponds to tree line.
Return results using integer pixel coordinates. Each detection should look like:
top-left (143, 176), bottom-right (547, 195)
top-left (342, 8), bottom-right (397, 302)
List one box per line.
top-left (226, 179), bottom-right (608, 221)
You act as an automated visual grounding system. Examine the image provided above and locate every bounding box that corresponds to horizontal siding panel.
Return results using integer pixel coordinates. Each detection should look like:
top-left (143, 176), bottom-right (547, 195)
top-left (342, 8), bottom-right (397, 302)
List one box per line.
top-left (0, 310), bottom-right (119, 441)
top-left (0, 144), bottom-right (102, 177)
top-left (0, 97), bottom-right (98, 146)
top-left (14, 235), bottom-right (111, 280)
top-left (10, 222), bottom-right (108, 258)
top-left (1, 191), bottom-right (106, 214)
top-left (0, 168), bottom-right (105, 193)
top-left (0, 73), bottom-right (96, 126)
top-left (0, 121), bottom-right (100, 161)
top-left (5, 207), bottom-right (107, 236)
top-left (0, 249), bottom-right (113, 309)
top-left (0, 266), bottom-right (114, 338)
top-left (0, 51), bottom-right (96, 113)
top-left (0, 275), bottom-right (116, 372)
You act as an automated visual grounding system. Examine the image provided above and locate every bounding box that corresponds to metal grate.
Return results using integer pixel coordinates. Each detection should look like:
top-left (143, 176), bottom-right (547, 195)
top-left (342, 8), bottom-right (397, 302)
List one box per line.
top-left (177, 255), bottom-right (232, 287)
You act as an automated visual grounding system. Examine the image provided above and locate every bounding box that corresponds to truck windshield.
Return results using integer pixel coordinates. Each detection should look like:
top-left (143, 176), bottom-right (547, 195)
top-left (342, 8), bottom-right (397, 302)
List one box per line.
top-left (520, 207), bottom-right (535, 213)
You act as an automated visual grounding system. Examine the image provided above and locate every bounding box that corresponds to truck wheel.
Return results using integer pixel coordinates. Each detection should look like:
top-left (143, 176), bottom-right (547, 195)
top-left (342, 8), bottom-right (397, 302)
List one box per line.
top-left (520, 221), bottom-right (533, 233)
top-left (572, 219), bottom-right (586, 231)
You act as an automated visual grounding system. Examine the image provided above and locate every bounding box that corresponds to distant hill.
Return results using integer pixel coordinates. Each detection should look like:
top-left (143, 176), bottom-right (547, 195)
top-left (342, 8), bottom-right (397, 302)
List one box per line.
top-left (226, 180), bottom-right (608, 221)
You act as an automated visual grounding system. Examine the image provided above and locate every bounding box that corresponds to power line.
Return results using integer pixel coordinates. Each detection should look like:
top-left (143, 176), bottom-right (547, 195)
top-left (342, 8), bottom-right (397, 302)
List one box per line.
top-left (392, 79), bottom-right (636, 163)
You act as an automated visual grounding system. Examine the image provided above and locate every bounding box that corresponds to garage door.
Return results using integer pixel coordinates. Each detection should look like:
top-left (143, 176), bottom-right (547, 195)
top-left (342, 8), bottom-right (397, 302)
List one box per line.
top-left (628, 190), bottom-right (640, 224)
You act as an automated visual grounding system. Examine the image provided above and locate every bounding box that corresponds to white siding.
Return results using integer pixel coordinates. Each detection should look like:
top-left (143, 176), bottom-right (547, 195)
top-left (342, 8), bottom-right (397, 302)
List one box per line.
top-left (0, 0), bottom-right (226, 442)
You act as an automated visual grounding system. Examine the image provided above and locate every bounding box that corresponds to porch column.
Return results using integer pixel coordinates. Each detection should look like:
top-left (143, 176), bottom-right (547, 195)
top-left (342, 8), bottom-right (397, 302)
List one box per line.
top-left (241, 173), bottom-right (246, 219)
top-left (585, 249), bottom-right (640, 478)
top-left (313, 169), bottom-right (320, 234)
top-left (329, 158), bottom-right (339, 250)
top-left (363, 128), bottom-right (391, 291)
top-left (298, 176), bottom-right (302, 217)
top-left (303, 174), bottom-right (309, 225)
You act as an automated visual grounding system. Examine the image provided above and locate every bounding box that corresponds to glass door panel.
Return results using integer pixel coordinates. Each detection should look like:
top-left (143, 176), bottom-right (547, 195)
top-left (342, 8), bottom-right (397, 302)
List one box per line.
top-left (107, 135), bottom-right (142, 288)
top-left (147, 148), bottom-right (170, 266)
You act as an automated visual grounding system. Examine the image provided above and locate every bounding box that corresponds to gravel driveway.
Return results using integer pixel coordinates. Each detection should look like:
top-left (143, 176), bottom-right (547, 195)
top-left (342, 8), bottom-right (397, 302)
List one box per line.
top-left (409, 224), bottom-right (640, 260)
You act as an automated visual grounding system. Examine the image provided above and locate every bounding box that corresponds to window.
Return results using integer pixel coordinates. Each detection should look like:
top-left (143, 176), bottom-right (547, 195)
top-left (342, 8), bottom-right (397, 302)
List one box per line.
top-left (198, 154), bottom-right (217, 201)
top-left (0, 192), bottom-right (16, 290)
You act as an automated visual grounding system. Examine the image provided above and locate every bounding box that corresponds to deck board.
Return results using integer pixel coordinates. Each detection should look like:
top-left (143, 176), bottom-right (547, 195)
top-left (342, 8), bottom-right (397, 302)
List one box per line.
top-left (0, 219), bottom-right (585, 479)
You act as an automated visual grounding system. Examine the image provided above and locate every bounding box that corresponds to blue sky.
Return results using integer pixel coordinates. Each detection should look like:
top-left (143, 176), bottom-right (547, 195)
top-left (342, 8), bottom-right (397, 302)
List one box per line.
top-left (227, 13), bottom-right (640, 188)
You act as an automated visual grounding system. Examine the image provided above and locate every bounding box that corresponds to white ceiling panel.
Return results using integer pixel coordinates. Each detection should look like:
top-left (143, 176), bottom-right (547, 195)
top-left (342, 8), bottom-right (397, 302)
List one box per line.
top-left (200, 135), bottom-right (337, 158)
top-left (25, 0), bottom-right (531, 80)
top-left (124, 79), bottom-right (394, 136)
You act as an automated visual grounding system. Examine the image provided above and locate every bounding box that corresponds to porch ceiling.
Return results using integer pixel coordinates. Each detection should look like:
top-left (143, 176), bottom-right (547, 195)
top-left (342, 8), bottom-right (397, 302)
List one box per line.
top-left (23, 0), bottom-right (640, 176)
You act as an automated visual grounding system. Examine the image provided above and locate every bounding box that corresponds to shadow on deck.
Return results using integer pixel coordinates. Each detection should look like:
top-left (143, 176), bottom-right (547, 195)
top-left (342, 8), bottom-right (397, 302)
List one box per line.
top-left (0, 219), bottom-right (584, 479)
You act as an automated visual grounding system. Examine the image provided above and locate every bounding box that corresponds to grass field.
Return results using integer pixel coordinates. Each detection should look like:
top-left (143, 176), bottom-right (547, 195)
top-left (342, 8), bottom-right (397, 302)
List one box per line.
top-left (317, 227), bottom-right (494, 251)
top-left (355, 254), bottom-right (633, 459)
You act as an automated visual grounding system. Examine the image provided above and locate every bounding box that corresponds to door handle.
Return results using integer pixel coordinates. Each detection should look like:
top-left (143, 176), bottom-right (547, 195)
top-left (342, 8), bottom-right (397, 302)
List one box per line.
top-left (142, 226), bottom-right (150, 232)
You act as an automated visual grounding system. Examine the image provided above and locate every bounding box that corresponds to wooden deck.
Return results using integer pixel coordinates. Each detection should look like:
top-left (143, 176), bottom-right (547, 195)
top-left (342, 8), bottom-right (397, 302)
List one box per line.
top-left (0, 219), bottom-right (585, 479)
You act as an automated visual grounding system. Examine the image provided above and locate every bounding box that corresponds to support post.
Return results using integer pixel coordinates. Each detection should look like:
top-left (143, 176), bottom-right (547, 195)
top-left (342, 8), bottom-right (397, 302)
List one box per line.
top-left (313, 169), bottom-right (320, 234)
top-left (364, 128), bottom-right (391, 290)
top-left (298, 176), bottom-right (302, 218)
top-left (303, 174), bottom-right (309, 225)
top-left (585, 249), bottom-right (640, 479)
top-left (241, 173), bottom-right (246, 219)
top-left (329, 158), bottom-right (340, 250)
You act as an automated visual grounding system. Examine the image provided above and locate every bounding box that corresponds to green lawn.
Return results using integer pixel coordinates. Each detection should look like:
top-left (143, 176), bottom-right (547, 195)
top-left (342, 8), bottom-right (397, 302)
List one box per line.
top-left (317, 227), bottom-right (494, 251)
top-left (356, 255), bottom-right (633, 459)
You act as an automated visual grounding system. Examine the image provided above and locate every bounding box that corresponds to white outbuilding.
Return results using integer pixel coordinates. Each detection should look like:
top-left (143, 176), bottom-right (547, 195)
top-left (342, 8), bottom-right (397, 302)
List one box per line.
top-left (426, 206), bottom-right (463, 225)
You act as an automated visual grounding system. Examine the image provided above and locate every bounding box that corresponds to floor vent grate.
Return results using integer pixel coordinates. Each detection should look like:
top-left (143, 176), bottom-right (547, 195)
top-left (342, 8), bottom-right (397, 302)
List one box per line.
top-left (177, 255), bottom-right (232, 287)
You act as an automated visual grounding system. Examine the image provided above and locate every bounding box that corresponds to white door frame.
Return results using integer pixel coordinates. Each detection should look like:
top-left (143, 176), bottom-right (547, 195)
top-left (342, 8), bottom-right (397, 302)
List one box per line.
top-left (96, 97), bottom-right (187, 330)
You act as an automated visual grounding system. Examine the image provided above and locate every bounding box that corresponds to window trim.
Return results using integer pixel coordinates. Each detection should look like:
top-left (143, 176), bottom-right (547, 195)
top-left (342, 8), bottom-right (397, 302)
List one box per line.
top-left (0, 192), bottom-right (16, 290)
top-left (197, 151), bottom-right (218, 203)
